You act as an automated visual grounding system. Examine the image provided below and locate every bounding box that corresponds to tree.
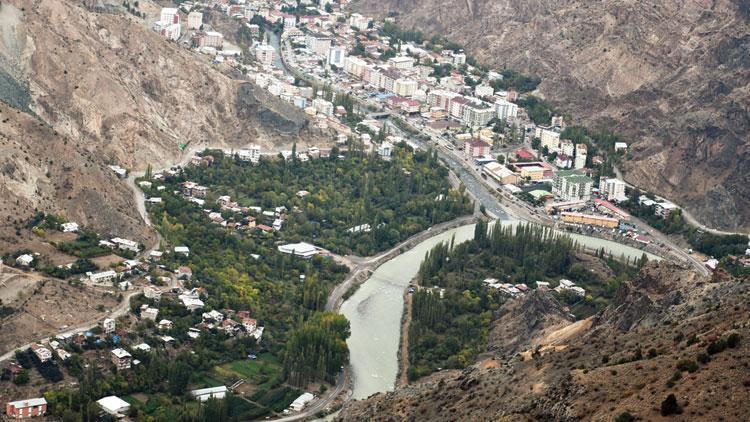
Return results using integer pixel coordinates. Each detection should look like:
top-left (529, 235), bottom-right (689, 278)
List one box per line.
top-left (167, 361), bottom-right (191, 395)
top-left (13, 370), bottom-right (29, 385)
top-left (660, 394), bottom-right (681, 416)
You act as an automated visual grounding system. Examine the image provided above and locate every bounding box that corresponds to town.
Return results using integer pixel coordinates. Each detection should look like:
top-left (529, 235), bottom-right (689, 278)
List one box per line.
top-left (1, 1), bottom-right (749, 421)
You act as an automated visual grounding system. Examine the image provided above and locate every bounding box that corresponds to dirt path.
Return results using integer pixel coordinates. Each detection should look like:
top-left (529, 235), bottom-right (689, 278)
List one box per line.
top-left (397, 288), bottom-right (413, 387)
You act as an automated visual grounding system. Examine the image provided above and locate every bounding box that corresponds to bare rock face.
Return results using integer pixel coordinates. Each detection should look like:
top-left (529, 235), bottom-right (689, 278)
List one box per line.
top-left (353, 0), bottom-right (750, 230)
top-left (339, 262), bottom-right (750, 421)
top-left (0, 0), bottom-right (319, 244)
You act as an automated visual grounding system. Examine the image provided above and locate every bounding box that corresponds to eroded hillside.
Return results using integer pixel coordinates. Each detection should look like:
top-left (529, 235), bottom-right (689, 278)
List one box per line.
top-left (353, 0), bottom-right (750, 231)
top-left (339, 262), bottom-right (750, 421)
top-left (0, 0), bottom-right (318, 245)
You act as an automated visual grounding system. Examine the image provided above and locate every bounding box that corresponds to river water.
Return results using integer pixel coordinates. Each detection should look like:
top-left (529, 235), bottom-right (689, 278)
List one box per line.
top-left (340, 220), bottom-right (659, 399)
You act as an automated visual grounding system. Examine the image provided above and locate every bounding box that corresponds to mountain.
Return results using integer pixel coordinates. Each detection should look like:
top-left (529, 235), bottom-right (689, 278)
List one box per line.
top-left (0, 0), bottom-right (316, 247)
top-left (352, 0), bottom-right (750, 231)
top-left (338, 262), bottom-right (749, 420)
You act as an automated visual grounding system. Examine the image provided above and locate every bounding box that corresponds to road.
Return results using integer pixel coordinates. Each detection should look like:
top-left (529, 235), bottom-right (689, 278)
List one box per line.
top-left (0, 289), bottom-right (142, 363)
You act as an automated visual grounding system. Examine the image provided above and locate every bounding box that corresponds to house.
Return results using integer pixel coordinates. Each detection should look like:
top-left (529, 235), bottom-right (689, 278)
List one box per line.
top-left (30, 344), bottom-right (52, 363)
top-left (141, 306), bottom-right (159, 321)
top-left (97, 396), bottom-right (130, 417)
top-left (483, 162), bottom-right (519, 185)
top-left (133, 343), bottom-right (151, 352)
top-left (111, 348), bottom-right (132, 370)
top-left (174, 246), bottom-right (190, 256)
top-left (5, 397), bottom-right (47, 419)
top-left (15, 254), bottom-right (34, 267)
top-left (61, 222), bottom-right (79, 233)
top-left (555, 154), bottom-right (572, 169)
top-left (56, 349), bottom-right (71, 361)
top-left (221, 319), bottom-right (240, 335)
top-left (102, 318), bottom-right (116, 334)
top-left (277, 242), bottom-right (319, 259)
top-left (158, 319), bottom-right (173, 331)
top-left (242, 318), bottom-right (258, 333)
top-left (202, 310), bottom-right (224, 323)
top-left (180, 296), bottom-right (205, 311)
top-left (144, 286), bottom-right (162, 302)
top-left (378, 142), bottom-right (393, 159)
top-left (177, 266), bottom-right (193, 281)
top-left (191, 386), bottom-right (228, 402)
top-left (289, 392), bottom-right (315, 412)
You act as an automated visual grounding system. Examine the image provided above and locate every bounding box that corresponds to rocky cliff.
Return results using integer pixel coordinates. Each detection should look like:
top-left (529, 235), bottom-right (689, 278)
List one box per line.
top-left (353, 0), bottom-right (750, 231)
top-left (0, 0), bottom-right (317, 245)
top-left (338, 262), bottom-right (750, 421)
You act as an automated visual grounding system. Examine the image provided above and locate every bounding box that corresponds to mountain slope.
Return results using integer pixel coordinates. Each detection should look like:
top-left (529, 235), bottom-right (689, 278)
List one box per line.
top-left (338, 262), bottom-right (750, 421)
top-left (352, 0), bottom-right (750, 231)
top-left (0, 0), bottom-right (316, 245)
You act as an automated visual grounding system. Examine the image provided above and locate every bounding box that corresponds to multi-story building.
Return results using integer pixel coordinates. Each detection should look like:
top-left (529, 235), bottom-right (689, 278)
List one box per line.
top-left (111, 348), bottom-right (132, 370)
top-left (348, 13), bottom-right (372, 30)
top-left (327, 45), bottom-right (346, 68)
top-left (305, 32), bottom-right (333, 56)
top-left (153, 8), bottom-right (181, 41)
top-left (464, 140), bottom-right (491, 159)
top-left (559, 140), bottom-right (575, 157)
top-left (553, 170), bottom-right (594, 201)
top-left (187, 11), bottom-right (203, 30)
top-left (495, 98), bottom-right (518, 121)
top-left (344, 56), bottom-right (367, 78)
top-left (574, 143), bottom-right (587, 169)
top-left (194, 31), bottom-right (224, 49)
top-left (394, 79), bottom-right (418, 97)
top-left (599, 178), bottom-right (627, 202)
top-left (254, 43), bottom-right (275, 66)
top-left (475, 84), bottom-right (494, 98)
top-left (427, 90), bottom-right (460, 111)
top-left (102, 318), bottom-right (116, 334)
top-left (30, 344), bottom-right (52, 363)
top-left (462, 101), bottom-right (495, 128)
top-left (6, 398), bottom-right (47, 419)
top-left (237, 145), bottom-right (261, 163)
top-left (312, 98), bottom-right (334, 116)
top-left (452, 51), bottom-right (467, 65)
top-left (536, 127), bottom-right (560, 153)
top-left (387, 56), bottom-right (414, 70)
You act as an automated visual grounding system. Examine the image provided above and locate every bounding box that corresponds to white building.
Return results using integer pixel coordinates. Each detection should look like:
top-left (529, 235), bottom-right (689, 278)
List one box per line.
top-left (343, 56), bottom-right (367, 78)
top-left (277, 242), bottom-right (319, 259)
top-left (305, 33), bottom-right (333, 56)
top-left (16, 254), bottom-right (34, 267)
top-left (387, 56), bottom-right (414, 70)
top-left (61, 222), bottom-right (79, 233)
top-left (111, 237), bottom-right (140, 252)
top-left (495, 99), bottom-right (518, 121)
top-left (141, 306), bottom-right (159, 321)
top-left (289, 392), bottom-right (315, 412)
top-left (394, 78), bottom-right (418, 97)
top-left (599, 178), bottom-right (627, 202)
top-left (187, 11), bottom-right (203, 30)
top-left (475, 84), bottom-right (494, 98)
top-left (154, 8), bottom-right (181, 41)
top-left (452, 51), bottom-right (466, 65)
top-left (312, 98), bottom-right (334, 116)
top-left (327, 45), bottom-right (346, 67)
top-left (237, 145), bottom-right (261, 163)
top-left (102, 318), bottom-right (116, 334)
top-left (348, 13), bottom-right (371, 30)
top-left (378, 142), bottom-right (394, 159)
top-left (255, 43), bottom-right (276, 66)
top-left (536, 128), bottom-right (561, 153)
top-left (89, 270), bottom-right (117, 284)
top-left (97, 396), bottom-right (130, 417)
top-left (174, 246), bottom-right (190, 256)
top-left (191, 386), bottom-right (228, 402)
top-left (574, 143), bottom-right (587, 169)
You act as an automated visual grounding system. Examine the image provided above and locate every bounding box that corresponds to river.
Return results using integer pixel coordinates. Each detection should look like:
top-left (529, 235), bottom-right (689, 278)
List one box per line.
top-left (340, 220), bottom-right (659, 400)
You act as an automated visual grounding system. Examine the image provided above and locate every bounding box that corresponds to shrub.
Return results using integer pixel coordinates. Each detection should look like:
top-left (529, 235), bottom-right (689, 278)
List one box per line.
top-left (675, 359), bottom-right (699, 373)
top-left (697, 353), bottom-right (711, 364)
top-left (615, 412), bottom-right (635, 422)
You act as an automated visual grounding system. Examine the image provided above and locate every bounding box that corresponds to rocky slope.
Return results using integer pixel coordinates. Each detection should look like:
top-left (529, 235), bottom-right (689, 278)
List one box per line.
top-left (338, 262), bottom-right (750, 421)
top-left (353, 0), bottom-right (750, 231)
top-left (0, 0), bottom-right (317, 246)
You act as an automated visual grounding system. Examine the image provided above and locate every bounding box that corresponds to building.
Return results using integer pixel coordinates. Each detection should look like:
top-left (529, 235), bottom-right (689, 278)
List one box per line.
top-left (387, 56), bottom-right (414, 70)
top-left (327, 45), bottom-right (346, 67)
top-left (61, 222), bottom-right (79, 233)
top-left (553, 170), bottom-right (594, 201)
top-left (462, 101), bottom-right (495, 128)
top-left (495, 99), bottom-right (518, 121)
top-left (278, 242), bottom-right (319, 259)
top-left (394, 78), bottom-right (418, 97)
top-left (536, 127), bottom-right (560, 153)
top-left (312, 98), bottom-right (334, 116)
top-left (30, 344), bottom-right (52, 363)
top-left (255, 43), bottom-right (276, 66)
top-left (348, 13), bottom-right (371, 30)
top-left (191, 386), bottom-right (228, 402)
top-left (559, 140), bottom-right (575, 157)
top-left (194, 31), bottom-right (224, 49)
top-left (599, 178), bottom-right (627, 202)
top-left (187, 11), bottom-right (202, 30)
top-left (141, 306), bottom-right (159, 321)
top-left (555, 154), bottom-right (572, 169)
top-left (378, 141), bottom-right (394, 159)
top-left (290, 393), bottom-right (315, 412)
top-left (111, 348), bottom-right (132, 370)
top-left (560, 212), bottom-right (619, 229)
top-left (97, 396), bottom-right (130, 417)
top-left (464, 140), bottom-right (491, 159)
top-left (343, 56), bottom-right (367, 78)
top-left (89, 270), bottom-right (117, 285)
top-left (305, 32), bottom-right (333, 56)
top-left (574, 143), bottom-right (587, 169)
top-left (174, 246), bottom-right (190, 256)
top-left (451, 51), bottom-right (466, 66)
top-left (655, 201), bottom-right (678, 218)
top-left (475, 84), bottom-right (494, 98)
top-left (483, 162), bottom-right (519, 185)
top-left (144, 286), bottom-right (162, 302)
top-left (5, 398), bottom-right (47, 419)
top-left (15, 254), bottom-right (34, 267)
top-left (153, 8), bottom-right (181, 41)
top-left (513, 162), bottom-right (549, 181)
top-left (427, 90), bottom-right (460, 111)
top-left (102, 318), bottom-right (116, 334)
top-left (111, 237), bottom-right (140, 252)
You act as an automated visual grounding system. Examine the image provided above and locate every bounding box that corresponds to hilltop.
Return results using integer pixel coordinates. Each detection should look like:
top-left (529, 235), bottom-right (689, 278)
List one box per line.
top-left (352, 0), bottom-right (750, 231)
top-left (0, 0), bottom-right (317, 246)
top-left (338, 261), bottom-right (750, 420)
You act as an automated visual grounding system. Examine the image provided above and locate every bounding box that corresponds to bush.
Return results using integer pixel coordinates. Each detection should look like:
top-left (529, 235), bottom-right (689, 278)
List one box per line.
top-left (660, 394), bottom-right (682, 416)
top-left (13, 370), bottom-right (29, 385)
top-left (675, 359), bottom-right (699, 373)
top-left (615, 412), bottom-right (635, 422)
top-left (697, 353), bottom-right (711, 364)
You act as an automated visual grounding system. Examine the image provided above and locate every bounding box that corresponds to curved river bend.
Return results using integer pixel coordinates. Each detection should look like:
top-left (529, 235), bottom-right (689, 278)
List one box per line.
top-left (340, 221), bottom-right (659, 399)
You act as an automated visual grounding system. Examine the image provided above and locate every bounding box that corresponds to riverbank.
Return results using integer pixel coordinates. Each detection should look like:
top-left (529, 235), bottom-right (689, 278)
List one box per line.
top-left (396, 279), bottom-right (414, 387)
